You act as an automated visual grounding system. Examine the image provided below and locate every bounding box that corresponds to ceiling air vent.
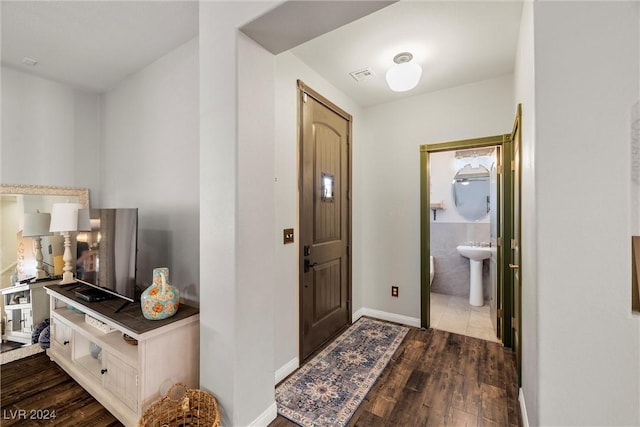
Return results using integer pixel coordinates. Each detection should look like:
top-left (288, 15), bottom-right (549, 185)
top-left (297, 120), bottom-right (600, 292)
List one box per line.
top-left (349, 67), bottom-right (375, 82)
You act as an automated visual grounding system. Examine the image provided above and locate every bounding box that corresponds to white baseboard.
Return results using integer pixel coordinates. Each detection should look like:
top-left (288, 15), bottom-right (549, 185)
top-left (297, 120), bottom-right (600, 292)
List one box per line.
top-left (355, 307), bottom-right (421, 328)
top-left (519, 388), bottom-right (529, 427)
top-left (249, 402), bottom-right (277, 427)
top-left (352, 307), bottom-right (366, 322)
top-left (275, 356), bottom-right (299, 385)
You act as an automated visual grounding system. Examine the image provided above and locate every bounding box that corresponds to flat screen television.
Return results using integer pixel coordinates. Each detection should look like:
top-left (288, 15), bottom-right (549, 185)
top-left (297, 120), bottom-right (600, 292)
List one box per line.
top-left (74, 208), bottom-right (138, 302)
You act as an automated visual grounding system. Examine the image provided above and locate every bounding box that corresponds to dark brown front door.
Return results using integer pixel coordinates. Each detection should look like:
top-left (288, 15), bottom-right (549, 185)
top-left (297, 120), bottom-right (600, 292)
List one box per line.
top-left (298, 81), bottom-right (351, 361)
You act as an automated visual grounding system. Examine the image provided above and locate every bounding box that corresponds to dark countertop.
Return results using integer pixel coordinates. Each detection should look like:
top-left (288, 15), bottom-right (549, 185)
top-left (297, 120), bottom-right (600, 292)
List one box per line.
top-left (45, 284), bottom-right (199, 335)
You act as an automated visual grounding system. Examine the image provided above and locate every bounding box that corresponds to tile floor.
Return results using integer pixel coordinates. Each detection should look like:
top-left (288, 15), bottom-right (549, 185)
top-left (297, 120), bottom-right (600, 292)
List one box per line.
top-left (430, 292), bottom-right (500, 343)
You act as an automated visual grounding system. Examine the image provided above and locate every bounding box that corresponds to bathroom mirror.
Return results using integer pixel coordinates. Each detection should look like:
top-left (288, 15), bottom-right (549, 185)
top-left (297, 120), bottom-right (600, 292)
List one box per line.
top-left (451, 165), bottom-right (491, 221)
top-left (1, 184), bottom-right (89, 285)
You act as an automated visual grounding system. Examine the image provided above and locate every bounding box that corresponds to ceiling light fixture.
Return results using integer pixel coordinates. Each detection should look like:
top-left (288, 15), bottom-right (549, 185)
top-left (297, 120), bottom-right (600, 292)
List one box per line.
top-left (385, 52), bottom-right (422, 92)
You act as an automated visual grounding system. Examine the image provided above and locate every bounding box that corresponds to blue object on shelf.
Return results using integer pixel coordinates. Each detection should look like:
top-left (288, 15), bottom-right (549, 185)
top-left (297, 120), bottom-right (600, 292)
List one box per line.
top-left (38, 325), bottom-right (50, 349)
top-left (31, 318), bottom-right (50, 344)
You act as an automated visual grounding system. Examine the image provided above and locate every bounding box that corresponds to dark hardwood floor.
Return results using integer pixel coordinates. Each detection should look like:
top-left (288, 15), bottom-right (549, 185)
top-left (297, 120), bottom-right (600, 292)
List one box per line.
top-left (1, 352), bottom-right (122, 426)
top-left (1, 326), bottom-right (521, 427)
top-left (271, 326), bottom-right (522, 427)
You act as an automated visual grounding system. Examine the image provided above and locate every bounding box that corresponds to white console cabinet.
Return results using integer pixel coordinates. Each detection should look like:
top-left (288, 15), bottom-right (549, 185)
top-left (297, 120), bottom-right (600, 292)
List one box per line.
top-left (45, 285), bottom-right (199, 426)
top-left (2, 280), bottom-right (50, 344)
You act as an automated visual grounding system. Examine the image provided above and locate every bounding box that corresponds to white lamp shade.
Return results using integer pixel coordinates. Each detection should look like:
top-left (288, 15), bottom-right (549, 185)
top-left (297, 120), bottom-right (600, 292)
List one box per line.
top-left (385, 62), bottom-right (422, 92)
top-left (49, 203), bottom-right (84, 232)
top-left (77, 209), bottom-right (91, 231)
top-left (22, 211), bottom-right (53, 237)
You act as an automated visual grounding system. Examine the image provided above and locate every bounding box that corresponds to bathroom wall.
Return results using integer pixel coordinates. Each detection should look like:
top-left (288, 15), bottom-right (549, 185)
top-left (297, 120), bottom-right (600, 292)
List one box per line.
top-left (430, 150), bottom-right (494, 298)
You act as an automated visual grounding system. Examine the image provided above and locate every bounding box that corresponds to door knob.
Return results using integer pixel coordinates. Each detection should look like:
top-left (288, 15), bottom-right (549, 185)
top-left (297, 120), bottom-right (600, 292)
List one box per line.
top-left (509, 264), bottom-right (520, 269)
top-left (304, 259), bottom-right (318, 273)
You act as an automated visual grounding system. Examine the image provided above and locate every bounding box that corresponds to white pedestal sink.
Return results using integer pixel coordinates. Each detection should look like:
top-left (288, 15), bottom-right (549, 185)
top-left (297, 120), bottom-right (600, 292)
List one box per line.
top-left (456, 244), bottom-right (492, 306)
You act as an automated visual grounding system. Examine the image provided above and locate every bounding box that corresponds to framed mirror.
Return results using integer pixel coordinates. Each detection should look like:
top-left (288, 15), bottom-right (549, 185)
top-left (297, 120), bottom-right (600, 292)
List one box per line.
top-left (1, 184), bottom-right (89, 286)
top-left (451, 165), bottom-right (490, 221)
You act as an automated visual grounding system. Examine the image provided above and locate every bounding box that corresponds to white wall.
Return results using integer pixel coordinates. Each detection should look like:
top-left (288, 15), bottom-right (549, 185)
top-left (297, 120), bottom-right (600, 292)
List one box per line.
top-left (513, 1), bottom-right (538, 425)
top-left (273, 51), bottom-right (364, 374)
top-left (236, 31), bottom-right (277, 425)
top-left (101, 38), bottom-right (200, 302)
top-left (1, 67), bottom-right (101, 204)
top-left (199, 2), bottom-right (278, 425)
top-left (534, 2), bottom-right (640, 425)
top-left (361, 75), bottom-right (514, 318)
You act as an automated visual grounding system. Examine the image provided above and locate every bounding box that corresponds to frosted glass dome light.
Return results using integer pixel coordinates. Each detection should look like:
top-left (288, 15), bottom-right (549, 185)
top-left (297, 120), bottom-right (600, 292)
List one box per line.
top-left (385, 52), bottom-right (422, 92)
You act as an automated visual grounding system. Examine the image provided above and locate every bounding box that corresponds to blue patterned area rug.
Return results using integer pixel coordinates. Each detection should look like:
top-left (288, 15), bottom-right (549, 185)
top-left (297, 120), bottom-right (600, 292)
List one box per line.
top-left (275, 317), bottom-right (409, 427)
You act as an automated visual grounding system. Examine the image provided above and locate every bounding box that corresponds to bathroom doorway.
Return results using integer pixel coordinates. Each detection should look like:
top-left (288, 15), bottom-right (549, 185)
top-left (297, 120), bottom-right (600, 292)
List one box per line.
top-left (428, 145), bottom-right (501, 342)
top-left (420, 132), bottom-right (516, 350)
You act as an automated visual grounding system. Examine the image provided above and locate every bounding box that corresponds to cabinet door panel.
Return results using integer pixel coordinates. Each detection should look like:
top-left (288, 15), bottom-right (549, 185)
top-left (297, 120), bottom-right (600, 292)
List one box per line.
top-left (51, 317), bottom-right (72, 356)
top-left (22, 309), bottom-right (33, 332)
top-left (5, 309), bottom-right (21, 334)
top-left (103, 352), bottom-right (138, 412)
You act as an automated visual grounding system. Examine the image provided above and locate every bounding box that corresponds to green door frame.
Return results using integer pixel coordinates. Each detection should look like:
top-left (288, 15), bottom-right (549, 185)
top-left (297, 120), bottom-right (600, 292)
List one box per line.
top-left (420, 134), bottom-right (515, 349)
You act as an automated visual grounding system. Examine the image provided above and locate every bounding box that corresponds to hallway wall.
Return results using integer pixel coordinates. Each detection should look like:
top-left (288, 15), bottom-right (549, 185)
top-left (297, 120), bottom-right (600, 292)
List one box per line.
top-left (533, 2), bottom-right (640, 424)
top-left (273, 51), bottom-right (364, 376)
top-left (199, 3), bottom-right (277, 425)
top-left (513, 2), bottom-right (538, 424)
top-left (360, 75), bottom-right (514, 319)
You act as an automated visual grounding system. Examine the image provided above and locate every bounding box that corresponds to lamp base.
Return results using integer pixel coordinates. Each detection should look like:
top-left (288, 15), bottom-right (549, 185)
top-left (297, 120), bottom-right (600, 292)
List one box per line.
top-left (34, 269), bottom-right (49, 280)
top-left (60, 232), bottom-right (75, 285)
top-left (59, 272), bottom-right (76, 285)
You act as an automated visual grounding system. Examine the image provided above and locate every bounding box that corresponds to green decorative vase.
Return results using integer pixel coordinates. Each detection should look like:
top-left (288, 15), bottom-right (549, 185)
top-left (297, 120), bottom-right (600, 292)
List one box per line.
top-left (141, 268), bottom-right (180, 320)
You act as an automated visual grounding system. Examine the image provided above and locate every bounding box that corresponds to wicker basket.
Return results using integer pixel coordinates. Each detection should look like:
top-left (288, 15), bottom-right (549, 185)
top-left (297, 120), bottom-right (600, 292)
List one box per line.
top-left (138, 383), bottom-right (220, 427)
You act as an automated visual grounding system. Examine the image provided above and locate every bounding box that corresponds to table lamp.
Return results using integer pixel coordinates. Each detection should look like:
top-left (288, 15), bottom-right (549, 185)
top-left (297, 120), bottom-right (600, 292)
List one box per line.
top-left (49, 202), bottom-right (89, 285)
top-left (22, 210), bottom-right (53, 280)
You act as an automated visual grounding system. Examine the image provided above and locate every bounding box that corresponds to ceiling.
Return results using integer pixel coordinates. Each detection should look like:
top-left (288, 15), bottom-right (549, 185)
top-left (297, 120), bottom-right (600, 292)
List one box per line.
top-left (1, 1), bottom-right (522, 106)
top-left (290, 1), bottom-right (523, 107)
top-left (241, 1), bottom-right (395, 55)
top-left (1, 1), bottom-right (199, 93)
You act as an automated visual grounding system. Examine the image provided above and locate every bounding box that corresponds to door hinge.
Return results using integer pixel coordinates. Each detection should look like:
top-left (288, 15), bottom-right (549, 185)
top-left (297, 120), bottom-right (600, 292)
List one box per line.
top-left (303, 93), bottom-right (308, 103)
top-left (511, 238), bottom-right (517, 250)
top-left (347, 190), bottom-right (351, 201)
top-left (347, 300), bottom-right (350, 309)
top-left (511, 160), bottom-right (516, 171)
top-left (512, 317), bottom-right (518, 330)
top-left (498, 164), bottom-right (503, 175)
top-left (346, 245), bottom-right (351, 256)
top-left (497, 308), bottom-right (503, 318)
top-left (497, 236), bottom-right (502, 247)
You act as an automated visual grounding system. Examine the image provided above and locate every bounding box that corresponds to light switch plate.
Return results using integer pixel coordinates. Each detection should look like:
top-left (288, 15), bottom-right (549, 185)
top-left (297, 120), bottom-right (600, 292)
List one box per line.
top-left (284, 228), bottom-right (294, 244)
